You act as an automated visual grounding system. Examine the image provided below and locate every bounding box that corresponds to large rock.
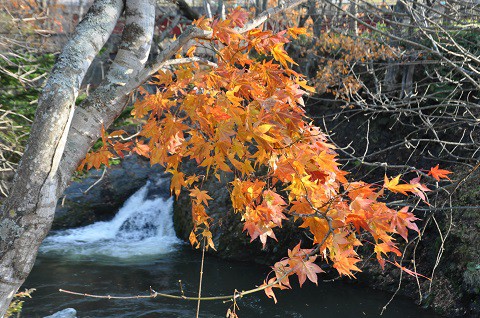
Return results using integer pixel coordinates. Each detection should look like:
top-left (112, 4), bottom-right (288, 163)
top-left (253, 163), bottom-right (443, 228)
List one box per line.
top-left (53, 155), bottom-right (164, 229)
top-left (44, 308), bottom-right (77, 318)
top-left (173, 160), bottom-right (304, 265)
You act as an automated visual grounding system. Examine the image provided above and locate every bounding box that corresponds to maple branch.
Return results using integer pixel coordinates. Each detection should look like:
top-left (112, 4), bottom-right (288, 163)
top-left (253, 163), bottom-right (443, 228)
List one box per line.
top-left (195, 238), bottom-right (206, 318)
top-left (110, 131), bottom-right (141, 141)
top-left (140, 26), bottom-right (212, 80)
top-left (83, 167), bottom-right (107, 194)
top-left (388, 204), bottom-right (480, 212)
top-left (380, 230), bottom-right (429, 314)
top-left (58, 244), bottom-right (326, 304)
top-left (160, 57), bottom-right (218, 69)
top-left (284, 161), bottom-right (335, 254)
top-left (59, 270), bottom-right (290, 302)
top-left (236, 0), bottom-right (309, 33)
top-left (142, 0), bottom-right (309, 78)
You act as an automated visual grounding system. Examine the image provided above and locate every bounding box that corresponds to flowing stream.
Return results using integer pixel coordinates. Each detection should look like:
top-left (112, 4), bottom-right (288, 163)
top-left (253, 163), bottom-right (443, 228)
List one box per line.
top-left (39, 180), bottom-right (180, 259)
top-left (22, 182), bottom-right (442, 318)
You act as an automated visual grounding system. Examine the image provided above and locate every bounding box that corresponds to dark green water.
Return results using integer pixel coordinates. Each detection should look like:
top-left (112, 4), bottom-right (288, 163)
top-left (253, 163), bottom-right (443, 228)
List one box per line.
top-left (22, 247), bottom-right (441, 318)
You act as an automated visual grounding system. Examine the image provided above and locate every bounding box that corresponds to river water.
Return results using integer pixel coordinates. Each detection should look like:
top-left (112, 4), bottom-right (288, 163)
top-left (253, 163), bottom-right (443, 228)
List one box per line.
top-left (21, 182), bottom-right (442, 318)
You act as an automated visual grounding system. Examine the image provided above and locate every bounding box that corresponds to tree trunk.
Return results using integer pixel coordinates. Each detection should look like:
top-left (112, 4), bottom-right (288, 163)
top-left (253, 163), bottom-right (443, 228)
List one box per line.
top-left (59, 0), bottom-right (156, 188)
top-left (217, 0), bottom-right (226, 20)
top-left (0, 0), bottom-right (157, 315)
top-left (383, 0), bottom-right (408, 95)
top-left (348, 0), bottom-right (358, 36)
top-left (172, 0), bottom-right (200, 21)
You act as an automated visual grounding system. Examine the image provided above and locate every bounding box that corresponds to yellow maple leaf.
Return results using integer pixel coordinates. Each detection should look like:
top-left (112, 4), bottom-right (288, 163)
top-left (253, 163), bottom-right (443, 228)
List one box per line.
top-left (189, 186), bottom-right (213, 206)
top-left (287, 27), bottom-right (308, 39)
top-left (169, 169), bottom-right (186, 198)
top-left (271, 43), bottom-right (297, 68)
top-left (384, 175), bottom-right (418, 196)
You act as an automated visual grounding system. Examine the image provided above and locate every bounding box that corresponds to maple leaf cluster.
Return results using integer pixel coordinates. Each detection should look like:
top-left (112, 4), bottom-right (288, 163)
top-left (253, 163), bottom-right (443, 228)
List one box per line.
top-left (79, 8), bottom-right (452, 302)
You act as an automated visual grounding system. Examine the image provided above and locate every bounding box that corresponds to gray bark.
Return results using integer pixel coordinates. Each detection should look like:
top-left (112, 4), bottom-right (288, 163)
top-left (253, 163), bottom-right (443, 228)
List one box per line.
top-left (216, 0), bottom-right (226, 20)
top-left (401, 62), bottom-right (415, 99)
top-left (203, 0), bottom-right (213, 19)
top-left (59, 0), bottom-right (156, 190)
top-left (0, 0), bottom-right (157, 315)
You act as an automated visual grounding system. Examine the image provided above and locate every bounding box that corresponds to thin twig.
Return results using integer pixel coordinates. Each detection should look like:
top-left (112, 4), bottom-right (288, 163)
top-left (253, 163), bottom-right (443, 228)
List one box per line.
top-left (196, 238), bottom-right (206, 318)
top-left (83, 167), bottom-right (107, 194)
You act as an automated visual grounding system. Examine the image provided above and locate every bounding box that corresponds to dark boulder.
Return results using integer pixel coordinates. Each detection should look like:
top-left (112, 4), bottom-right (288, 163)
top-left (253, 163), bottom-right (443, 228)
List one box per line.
top-left (172, 160), bottom-right (304, 265)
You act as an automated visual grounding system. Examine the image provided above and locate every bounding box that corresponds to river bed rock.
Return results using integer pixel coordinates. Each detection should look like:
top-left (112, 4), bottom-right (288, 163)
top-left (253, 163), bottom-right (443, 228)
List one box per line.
top-left (43, 308), bottom-right (77, 318)
top-left (173, 160), bottom-right (304, 265)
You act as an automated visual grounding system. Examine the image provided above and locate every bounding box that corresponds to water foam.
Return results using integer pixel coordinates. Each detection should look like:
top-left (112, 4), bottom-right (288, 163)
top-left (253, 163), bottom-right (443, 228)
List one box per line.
top-left (40, 180), bottom-right (181, 259)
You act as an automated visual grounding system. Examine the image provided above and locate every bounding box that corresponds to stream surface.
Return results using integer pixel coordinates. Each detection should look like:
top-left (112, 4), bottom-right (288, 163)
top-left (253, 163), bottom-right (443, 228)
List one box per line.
top-left (22, 249), bottom-right (442, 318)
top-left (21, 182), bottom-right (442, 317)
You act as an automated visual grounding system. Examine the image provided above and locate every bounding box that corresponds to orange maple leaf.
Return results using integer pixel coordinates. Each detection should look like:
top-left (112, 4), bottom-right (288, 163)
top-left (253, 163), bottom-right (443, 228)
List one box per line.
top-left (243, 221), bottom-right (277, 248)
top-left (374, 242), bottom-right (402, 269)
top-left (133, 140), bottom-right (150, 158)
top-left (192, 15), bottom-right (212, 31)
top-left (332, 250), bottom-right (362, 277)
top-left (409, 176), bottom-right (430, 202)
top-left (276, 242), bottom-right (324, 287)
top-left (78, 149), bottom-right (113, 170)
top-left (392, 261), bottom-right (431, 281)
top-left (428, 164), bottom-right (452, 181)
top-left (391, 206), bottom-right (420, 241)
top-left (227, 7), bottom-right (250, 28)
top-left (169, 169), bottom-right (186, 198)
top-left (299, 217), bottom-right (330, 244)
top-left (263, 277), bottom-right (279, 303)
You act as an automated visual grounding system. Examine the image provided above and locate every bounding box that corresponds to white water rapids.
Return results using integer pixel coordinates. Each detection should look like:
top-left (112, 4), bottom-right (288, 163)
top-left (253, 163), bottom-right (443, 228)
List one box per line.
top-left (40, 180), bottom-right (181, 259)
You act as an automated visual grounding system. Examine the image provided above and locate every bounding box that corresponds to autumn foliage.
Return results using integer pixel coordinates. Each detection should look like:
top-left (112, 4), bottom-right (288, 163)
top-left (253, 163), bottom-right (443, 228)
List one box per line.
top-left (79, 8), bottom-right (452, 302)
top-left (309, 33), bottom-right (396, 100)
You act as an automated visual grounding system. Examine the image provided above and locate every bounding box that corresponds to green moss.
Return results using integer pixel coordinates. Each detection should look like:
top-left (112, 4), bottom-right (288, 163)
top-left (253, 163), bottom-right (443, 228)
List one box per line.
top-left (109, 158), bottom-right (121, 166)
top-left (75, 92), bottom-right (88, 105)
top-left (0, 53), bottom-right (55, 116)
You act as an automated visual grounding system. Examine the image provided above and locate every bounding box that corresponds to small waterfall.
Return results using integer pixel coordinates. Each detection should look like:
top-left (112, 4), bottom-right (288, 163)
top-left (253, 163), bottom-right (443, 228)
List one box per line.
top-left (40, 179), bottom-right (181, 259)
